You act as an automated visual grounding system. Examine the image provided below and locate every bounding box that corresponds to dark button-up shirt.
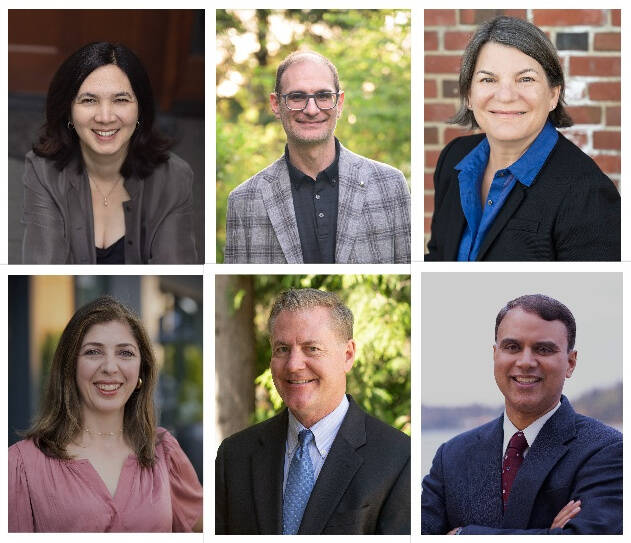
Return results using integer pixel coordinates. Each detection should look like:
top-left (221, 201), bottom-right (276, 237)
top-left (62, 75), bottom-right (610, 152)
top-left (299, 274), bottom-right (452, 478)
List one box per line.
top-left (286, 139), bottom-right (340, 263)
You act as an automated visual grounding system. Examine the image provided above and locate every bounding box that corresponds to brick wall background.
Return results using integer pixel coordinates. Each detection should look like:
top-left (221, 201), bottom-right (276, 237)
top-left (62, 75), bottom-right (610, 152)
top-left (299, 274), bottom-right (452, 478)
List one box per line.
top-left (424, 9), bottom-right (621, 251)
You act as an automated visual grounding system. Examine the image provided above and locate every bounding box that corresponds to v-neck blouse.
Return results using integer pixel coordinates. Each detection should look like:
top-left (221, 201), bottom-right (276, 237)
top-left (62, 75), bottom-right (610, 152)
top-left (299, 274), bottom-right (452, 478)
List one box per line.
top-left (8, 429), bottom-right (202, 532)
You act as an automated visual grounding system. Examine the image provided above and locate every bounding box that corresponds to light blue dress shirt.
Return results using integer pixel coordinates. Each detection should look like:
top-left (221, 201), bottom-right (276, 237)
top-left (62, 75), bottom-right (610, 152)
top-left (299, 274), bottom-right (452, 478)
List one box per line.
top-left (283, 394), bottom-right (350, 492)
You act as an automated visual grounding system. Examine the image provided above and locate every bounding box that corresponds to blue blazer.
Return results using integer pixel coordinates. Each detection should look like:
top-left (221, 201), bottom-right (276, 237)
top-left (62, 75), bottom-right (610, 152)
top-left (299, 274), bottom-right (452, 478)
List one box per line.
top-left (421, 396), bottom-right (622, 534)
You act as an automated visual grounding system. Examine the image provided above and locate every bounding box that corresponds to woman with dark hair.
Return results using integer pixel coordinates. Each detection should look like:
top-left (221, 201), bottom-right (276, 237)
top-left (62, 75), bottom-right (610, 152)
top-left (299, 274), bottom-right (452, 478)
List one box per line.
top-left (22, 42), bottom-right (198, 264)
top-left (426, 16), bottom-right (620, 261)
top-left (8, 296), bottom-right (203, 532)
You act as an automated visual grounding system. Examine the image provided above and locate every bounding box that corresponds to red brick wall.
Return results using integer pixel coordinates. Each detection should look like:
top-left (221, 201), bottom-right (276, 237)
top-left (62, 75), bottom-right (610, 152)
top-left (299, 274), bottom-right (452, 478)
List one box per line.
top-left (424, 9), bottom-right (621, 250)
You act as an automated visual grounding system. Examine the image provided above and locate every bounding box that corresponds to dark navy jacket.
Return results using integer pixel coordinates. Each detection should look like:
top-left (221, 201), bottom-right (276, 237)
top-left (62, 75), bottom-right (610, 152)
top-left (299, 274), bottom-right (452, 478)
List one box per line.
top-left (421, 396), bottom-right (622, 534)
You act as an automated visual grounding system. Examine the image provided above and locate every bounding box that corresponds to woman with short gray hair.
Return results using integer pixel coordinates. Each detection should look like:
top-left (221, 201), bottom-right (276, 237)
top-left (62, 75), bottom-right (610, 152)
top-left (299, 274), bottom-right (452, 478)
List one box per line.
top-left (426, 16), bottom-right (620, 261)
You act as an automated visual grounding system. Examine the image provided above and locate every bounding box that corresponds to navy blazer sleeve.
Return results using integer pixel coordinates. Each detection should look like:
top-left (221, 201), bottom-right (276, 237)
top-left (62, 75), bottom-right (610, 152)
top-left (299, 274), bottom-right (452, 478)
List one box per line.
top-left (421, 416), bottom-right (622, 535)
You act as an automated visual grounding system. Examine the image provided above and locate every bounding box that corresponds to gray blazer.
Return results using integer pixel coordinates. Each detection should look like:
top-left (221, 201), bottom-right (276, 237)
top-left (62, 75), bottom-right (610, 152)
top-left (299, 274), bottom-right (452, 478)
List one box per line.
top-left (21, 151), bottom-right (198, 264)
top-left (224, 145), bottom-right (410, 263)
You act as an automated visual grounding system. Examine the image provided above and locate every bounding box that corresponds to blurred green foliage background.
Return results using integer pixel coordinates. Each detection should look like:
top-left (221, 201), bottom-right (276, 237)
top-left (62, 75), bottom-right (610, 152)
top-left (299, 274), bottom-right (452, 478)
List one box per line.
top-left (248, 274), bottom-right (411, 435)
top-left (216, 9), bottom-right (411, 261)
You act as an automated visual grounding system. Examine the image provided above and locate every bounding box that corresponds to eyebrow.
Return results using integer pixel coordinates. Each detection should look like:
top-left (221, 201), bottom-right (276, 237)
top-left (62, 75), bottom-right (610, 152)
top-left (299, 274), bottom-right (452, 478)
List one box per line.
top-left (476, 68), bottom-right (539, 77)
top-left (76, 91), bottom-right (134, 100)
top-left (285, 88), bottom-right (335, 94)
top-left (498, 338), bottom-right (561, 350)
top-left (82, 341), bottom-right (138, 349)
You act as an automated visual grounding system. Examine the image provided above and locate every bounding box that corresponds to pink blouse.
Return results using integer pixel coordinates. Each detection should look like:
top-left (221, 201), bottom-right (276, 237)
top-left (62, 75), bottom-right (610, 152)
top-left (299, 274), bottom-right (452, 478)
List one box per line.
top-left (8, 428), bottom-right (202, 532)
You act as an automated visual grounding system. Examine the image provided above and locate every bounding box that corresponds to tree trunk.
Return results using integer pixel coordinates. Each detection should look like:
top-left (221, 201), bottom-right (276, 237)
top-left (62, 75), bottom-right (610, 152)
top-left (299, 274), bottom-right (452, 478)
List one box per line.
top-left (215, 275), bottom-right (256, 444)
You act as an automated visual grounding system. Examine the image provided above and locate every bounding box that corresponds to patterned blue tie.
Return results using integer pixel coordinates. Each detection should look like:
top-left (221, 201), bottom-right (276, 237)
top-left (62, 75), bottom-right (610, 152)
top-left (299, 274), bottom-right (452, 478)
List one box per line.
top-left (282, 429), bottom-right (315, 534)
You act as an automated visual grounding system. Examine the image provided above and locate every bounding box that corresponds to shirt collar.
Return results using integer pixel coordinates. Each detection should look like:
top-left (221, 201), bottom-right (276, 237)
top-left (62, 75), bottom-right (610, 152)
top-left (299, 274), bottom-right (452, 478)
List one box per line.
top-left (287, 394), bottom-right (349, 458)
top-left (455, 121), bottom-right (558, 188)
top-left (285, 137), bottom-right (340, 187)
top-left (502, 400), bottom-right (562, 454)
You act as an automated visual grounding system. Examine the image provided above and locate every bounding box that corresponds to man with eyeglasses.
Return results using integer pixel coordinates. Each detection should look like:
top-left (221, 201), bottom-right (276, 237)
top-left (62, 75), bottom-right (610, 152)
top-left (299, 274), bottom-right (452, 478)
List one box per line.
top-left (224, 51), bottom-right (410, 264)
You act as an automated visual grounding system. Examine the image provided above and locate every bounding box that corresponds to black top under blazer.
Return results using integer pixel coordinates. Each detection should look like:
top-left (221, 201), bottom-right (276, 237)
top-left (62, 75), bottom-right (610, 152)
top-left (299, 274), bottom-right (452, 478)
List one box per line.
top-left (425, 132), bottom-right (621, 261)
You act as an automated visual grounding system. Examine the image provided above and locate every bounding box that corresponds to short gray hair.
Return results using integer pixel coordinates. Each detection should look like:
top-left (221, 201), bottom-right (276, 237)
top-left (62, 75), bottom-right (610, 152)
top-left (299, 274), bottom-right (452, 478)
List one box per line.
top-left (268, 288), bottom-right (353, 341)
top-left (451, 16), bottom-right (573, 129)
top-left (274, 51), bottom-right (340, 95)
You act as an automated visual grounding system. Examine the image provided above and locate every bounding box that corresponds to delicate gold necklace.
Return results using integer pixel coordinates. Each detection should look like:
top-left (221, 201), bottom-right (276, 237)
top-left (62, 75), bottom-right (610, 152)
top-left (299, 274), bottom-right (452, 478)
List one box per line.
top-left (89, 175), bottom-right (123, 207)
top-left (83, 427), bottom-right (124, 437)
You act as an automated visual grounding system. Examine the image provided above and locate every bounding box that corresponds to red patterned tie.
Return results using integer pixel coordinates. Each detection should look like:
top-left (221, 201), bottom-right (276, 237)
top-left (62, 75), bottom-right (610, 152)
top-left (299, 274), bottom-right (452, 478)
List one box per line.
top-left (502, 431), bottom-right (528, 508)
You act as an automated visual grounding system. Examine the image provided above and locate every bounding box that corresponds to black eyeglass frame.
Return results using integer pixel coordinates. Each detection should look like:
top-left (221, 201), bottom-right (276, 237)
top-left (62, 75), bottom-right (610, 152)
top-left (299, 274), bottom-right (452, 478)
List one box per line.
top-left (277, 91), bottom-right (343, 111)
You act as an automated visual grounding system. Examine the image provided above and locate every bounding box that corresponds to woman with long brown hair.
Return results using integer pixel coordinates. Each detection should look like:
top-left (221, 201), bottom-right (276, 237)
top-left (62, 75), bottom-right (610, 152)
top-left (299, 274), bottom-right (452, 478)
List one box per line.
top-left (9, 296), bottom-right (202, 532)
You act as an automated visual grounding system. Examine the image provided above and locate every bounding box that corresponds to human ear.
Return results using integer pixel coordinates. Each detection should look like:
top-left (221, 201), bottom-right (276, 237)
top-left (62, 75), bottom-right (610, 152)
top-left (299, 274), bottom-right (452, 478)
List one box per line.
top-left (270, 92), bottom-right (281, 118)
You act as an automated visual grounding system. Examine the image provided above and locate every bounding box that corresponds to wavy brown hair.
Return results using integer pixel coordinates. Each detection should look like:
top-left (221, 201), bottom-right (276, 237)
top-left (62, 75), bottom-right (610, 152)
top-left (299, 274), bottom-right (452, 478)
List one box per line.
top-left (25, 295), bottom-right (158, 467)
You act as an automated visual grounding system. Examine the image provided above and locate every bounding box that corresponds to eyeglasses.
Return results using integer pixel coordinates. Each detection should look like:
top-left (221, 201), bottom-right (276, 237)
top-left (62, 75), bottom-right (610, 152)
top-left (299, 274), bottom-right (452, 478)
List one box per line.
top-left (279, 91), bottom-right (341, 111)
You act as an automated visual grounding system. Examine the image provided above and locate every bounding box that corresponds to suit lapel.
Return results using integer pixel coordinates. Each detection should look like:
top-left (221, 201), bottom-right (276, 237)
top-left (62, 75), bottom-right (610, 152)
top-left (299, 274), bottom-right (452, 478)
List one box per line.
top-left (466, 416), bottom-right (504, 527)
top-left (299, 396), bottom-right (365, 534)
top-left (251, 411), bottom-right (288, 534)
top-left (335, 147), bottom-right (367, 263)
top-left (443, 170), bottom-right (467, 260)
top-left (476, 183), bottom-right (526, 260)
top-left (503, 398), bottom-right (576, 529)
top-left (259, 158), bottom-right (303, 263)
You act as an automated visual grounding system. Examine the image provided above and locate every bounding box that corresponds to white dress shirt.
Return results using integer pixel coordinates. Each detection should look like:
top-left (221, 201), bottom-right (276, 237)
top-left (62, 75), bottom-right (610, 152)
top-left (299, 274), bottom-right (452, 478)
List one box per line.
top-left (502, 401), bottom-right (562, 458)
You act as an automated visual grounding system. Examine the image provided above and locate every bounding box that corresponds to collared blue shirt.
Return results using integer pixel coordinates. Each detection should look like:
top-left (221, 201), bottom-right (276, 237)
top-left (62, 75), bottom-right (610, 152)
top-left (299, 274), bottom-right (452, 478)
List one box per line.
top-left (283, 394), bottom-right (350, 492)
top-left (456, 121), bottom-right (559, 261)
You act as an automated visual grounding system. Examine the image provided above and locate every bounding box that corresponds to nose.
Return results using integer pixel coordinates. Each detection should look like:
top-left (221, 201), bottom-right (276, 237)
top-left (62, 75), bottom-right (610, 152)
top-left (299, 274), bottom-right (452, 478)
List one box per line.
top-left (495, 81), bottom-right (519, 102)
top-left (515, 348), bottom-right (537, 370)
top-left (286, 346), bottom-right (306, 371)
top-left (302, 96), bottom-right (320, 115)
top-left (100, 351), bottom-right (119, 373)
top-left (94, 101), bottom-right (116, 123)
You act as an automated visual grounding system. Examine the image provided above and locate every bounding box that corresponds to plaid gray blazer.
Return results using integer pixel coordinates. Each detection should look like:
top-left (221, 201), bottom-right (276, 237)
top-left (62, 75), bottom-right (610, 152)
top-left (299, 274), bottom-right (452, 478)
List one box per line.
top-left (224, 144), bottom-right (410, 263)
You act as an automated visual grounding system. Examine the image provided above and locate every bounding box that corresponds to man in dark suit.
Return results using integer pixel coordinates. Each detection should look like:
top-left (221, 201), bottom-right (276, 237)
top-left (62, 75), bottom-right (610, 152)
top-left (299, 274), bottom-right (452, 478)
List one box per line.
top-left (216, 288), bottom-right (410, 534)
top-left (224, 50), bottom-right (410, 264)
top-left (422, 294), bottom-right (622, 534)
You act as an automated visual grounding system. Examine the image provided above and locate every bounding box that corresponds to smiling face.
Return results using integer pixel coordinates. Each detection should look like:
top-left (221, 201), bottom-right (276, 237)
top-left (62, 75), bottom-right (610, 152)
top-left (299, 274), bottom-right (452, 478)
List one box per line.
top-left (270, 58), bottom-right (344, 146)
top-left (70, 64), bottom-right (139, 164)
top-left (270, 306), bottom-right (355, 428)
top-left (468, 42), bottom-right (560, 150)
top-left (494, 308), bottom-right (576, 429)
top-left (76, 320), bottom-right (141, 418)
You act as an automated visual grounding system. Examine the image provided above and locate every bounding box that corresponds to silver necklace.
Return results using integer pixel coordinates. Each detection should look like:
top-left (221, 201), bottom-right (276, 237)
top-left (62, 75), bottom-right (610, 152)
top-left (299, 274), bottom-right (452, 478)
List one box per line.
top-left (89, 175), bottom-right (123, 207)
top-left (83, 427), bottom-right (124, 437)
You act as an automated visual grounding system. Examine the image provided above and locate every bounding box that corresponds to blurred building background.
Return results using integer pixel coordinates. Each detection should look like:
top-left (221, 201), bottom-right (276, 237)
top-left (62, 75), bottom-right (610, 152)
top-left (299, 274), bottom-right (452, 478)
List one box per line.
top-left (8, 9), bottom-right (205, 263)
top-left (8, 275), bottom-right (203, 483)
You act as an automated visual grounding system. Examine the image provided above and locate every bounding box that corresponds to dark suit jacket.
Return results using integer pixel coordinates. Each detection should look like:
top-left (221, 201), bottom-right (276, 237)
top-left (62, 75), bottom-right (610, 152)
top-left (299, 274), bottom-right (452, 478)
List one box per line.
top-left (215, 395), bottom-right (410, 534)
top-left (224, 144), bottom-right (411, 263)
top-left (421, 396), bottom-right (622, 534)
top-left (21, 151), bottom-right (198, 264)
top-left (425, 132), bottom-right (621, 261)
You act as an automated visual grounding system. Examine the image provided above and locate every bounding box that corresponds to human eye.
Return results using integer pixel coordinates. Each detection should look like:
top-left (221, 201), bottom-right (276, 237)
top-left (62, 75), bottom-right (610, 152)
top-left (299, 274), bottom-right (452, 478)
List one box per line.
top-left (519, 76), bottom-right (535, 83)
top-left (79, 97), bottom-right (97, 104)
top-left (502, 343), bottom-right (520, 352)
top-left (535, 344), bottom-right (556, 355)
top-left (118, 349), bottom-right (136, 358)
top-left (480, 77), bottom-right (495, 83)
top-left (83, 347), bottom-right (102, 356)
top-left (274, 345), bottom-right (290, 355)
top-left (286, 92), bottom-right (307, 107)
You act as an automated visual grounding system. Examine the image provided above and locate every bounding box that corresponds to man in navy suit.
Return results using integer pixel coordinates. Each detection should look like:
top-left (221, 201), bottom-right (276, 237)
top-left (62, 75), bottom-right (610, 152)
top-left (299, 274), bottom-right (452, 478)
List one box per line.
top-left (216, 288), bottom-right (410, 534)
top-left (421, 294), bottom-right (622, 534)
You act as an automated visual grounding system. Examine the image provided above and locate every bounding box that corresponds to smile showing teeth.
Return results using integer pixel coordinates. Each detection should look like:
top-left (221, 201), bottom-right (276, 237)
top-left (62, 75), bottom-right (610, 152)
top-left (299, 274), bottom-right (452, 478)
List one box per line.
top-left (95, 383), bottom-right (122, 391)
top-left (288, 379), bottom-right (316, 384)
top-left (93, 129), bottom-right (119, 137)
top-left (513, 376), bottom-right (541, 384)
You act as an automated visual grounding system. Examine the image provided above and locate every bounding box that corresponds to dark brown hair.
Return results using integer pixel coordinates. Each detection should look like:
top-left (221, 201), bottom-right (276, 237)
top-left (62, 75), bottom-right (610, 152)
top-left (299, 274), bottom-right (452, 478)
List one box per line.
top-left (25, 296), bottom-right (158, 467)
top-left (450, 16), bottom-right (573, 129)
top-left (33, 42), bottom-right (171, 179)
top-left (495, 294), bottom-right (576, 352)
